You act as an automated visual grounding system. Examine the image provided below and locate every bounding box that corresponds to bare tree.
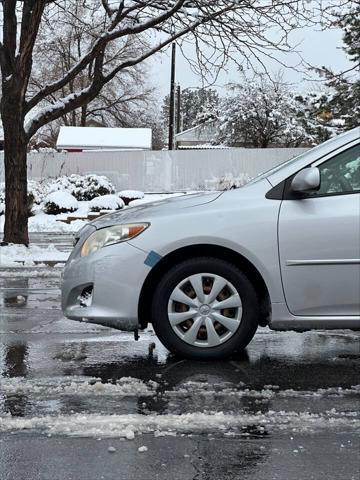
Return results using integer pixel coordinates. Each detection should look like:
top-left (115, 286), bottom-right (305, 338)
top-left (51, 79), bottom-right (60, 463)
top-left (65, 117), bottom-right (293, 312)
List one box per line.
top-left (0, 0), bottom-right (354, 244)
top-left (29, 1), bottom-right (155, 135)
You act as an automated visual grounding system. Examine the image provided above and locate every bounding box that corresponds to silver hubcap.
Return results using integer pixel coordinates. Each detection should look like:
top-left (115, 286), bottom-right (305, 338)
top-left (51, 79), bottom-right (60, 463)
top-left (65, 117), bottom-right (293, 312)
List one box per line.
top-left (168, 273), bottom-right (243, 348)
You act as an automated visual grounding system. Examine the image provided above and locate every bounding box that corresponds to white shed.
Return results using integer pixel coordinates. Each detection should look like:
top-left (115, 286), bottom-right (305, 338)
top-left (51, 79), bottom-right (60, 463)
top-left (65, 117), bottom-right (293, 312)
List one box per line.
top-left (56, 126), bottom-right (152, 152)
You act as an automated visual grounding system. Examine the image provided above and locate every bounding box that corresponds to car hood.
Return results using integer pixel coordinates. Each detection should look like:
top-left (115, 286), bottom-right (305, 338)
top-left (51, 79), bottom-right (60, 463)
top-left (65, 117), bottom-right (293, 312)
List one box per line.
top-left (90, 191), bottom-right (223, 229)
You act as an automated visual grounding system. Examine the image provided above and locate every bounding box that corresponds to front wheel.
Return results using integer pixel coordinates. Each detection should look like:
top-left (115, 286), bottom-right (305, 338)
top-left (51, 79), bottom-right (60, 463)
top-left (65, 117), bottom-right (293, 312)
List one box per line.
top-left (151, 257), bottom-right (259, 360)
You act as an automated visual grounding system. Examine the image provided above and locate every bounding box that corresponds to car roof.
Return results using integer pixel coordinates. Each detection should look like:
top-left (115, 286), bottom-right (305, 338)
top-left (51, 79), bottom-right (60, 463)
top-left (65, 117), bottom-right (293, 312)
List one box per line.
top-left (266, 127), bottom-right (360, 186)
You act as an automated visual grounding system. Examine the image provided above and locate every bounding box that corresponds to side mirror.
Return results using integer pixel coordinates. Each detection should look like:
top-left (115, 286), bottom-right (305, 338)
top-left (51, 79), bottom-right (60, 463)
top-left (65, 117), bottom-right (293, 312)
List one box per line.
top-left (291, 167), bottom-right (320, 193)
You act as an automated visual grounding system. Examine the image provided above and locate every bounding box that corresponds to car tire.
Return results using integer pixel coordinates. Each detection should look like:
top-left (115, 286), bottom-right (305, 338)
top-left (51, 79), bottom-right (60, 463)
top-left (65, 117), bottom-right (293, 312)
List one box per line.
top-left (151, 257), bottom-right (259, 360)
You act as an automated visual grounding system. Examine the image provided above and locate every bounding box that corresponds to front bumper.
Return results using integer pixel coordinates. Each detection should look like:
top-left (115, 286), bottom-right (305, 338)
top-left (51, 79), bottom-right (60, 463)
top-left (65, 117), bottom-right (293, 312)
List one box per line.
top-left (61, 242), bottom-right (149, 331)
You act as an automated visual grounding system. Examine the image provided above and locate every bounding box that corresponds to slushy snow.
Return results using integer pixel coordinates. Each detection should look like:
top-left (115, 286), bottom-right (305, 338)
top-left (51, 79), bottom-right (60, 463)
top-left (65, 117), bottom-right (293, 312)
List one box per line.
top-left (0, 410), bottom-right (358, 438)
top-left (0, 376), bottom-right (159, 397)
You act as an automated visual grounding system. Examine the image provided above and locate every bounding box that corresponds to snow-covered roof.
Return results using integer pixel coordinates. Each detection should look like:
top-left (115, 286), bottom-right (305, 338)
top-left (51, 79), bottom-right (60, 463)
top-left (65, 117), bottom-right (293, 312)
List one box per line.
top-left (177, 144), bottom-right (231, 150)
top-left (57, 126), bottom-right (152, 151)
top-left (175, 123), bottom-right (217, 142)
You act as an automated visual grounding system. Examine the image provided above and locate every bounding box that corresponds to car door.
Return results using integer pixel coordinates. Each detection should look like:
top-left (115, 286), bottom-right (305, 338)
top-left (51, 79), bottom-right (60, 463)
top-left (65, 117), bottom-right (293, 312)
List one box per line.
top-left (278, 142), bottom-right (360, 316)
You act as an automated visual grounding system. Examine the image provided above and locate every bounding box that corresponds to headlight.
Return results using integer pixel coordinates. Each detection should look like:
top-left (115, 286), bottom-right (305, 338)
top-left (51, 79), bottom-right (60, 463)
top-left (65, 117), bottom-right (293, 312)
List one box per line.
top-left (80, 223), bottom-right (149, 257)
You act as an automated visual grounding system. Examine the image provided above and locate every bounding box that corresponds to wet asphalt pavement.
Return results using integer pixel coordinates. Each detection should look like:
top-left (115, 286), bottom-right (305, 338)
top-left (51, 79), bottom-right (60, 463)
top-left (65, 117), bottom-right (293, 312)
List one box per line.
top-left (0, 262), bottom-right (359, 480)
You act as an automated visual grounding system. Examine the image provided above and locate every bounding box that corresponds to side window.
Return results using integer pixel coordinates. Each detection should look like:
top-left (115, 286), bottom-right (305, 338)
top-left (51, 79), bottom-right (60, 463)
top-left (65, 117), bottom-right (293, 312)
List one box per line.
top-left (311, 144), bottom-right (360, 196)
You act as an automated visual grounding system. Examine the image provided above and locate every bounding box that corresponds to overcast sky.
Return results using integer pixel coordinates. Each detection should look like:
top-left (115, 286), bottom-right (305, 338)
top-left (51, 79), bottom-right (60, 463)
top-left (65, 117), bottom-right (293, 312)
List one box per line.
top-left (150, 24), bottom-right (350, 99)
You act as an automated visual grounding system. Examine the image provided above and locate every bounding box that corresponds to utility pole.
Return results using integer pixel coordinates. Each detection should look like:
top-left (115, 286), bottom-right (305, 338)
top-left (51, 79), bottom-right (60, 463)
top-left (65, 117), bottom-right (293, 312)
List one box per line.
top-left (168, 42), bottom-right (176, 150)
top-left (176, 84), bottom-right (181, 135)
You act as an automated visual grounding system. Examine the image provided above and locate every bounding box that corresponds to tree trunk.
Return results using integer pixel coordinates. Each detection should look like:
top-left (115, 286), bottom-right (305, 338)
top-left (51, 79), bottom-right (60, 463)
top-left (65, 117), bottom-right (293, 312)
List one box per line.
top-left (81, 105), bottom-right (87, 126)
top-left (260, 138), bottom-right (269, 148)
top-left (1, 97), bottom-right (29, 246)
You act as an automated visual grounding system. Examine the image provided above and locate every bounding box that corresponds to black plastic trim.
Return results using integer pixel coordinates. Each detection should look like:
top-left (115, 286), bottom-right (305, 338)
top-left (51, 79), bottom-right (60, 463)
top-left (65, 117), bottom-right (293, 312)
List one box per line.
top-left (265, 180), bottom-right (285, 200)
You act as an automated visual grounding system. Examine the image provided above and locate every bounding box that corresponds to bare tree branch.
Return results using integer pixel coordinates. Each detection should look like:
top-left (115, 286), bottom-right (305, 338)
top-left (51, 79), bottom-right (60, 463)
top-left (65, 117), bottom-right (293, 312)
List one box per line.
top-left (25, 1), bottom-right (239, 132)
top-left (25, 0), bottom-right (186, 112)
top-left (17, 1), bottom-right (47, 77)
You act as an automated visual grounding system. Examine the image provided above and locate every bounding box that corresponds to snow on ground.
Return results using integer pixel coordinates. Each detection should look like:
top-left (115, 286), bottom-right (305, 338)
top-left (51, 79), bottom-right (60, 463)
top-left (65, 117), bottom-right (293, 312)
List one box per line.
top-left (0, 409), bottom-right (358, 438)
top-left (29, 212), bottom-right (87, 233)
top-left (1, 375), bottom-right (358, 400)
top-left (0, 244), bottom-right (68, 267)
top-left (0, 209), bottom-right (87, 234)
top-left (164, 383), bottom-right (360, 399)
top-left (0, 267), bottom-right (63, 278)
top-left (0, 376), bottom-right (158, 397)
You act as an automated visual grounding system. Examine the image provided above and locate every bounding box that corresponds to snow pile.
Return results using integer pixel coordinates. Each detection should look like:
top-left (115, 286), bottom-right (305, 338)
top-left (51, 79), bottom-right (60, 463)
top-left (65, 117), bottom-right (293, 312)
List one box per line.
top-left (0, 409), bottom-right (358, 438)
top-left (118, 190), bottom-right (145, 205)
top-left (0, 267), bottom-right (63, 278)
top-left (0, 376), bottom-right (158, 397)
top-left (28, 211), bottom-right (86, 233)
top-left (89, 194), bottom-right (124, 212)
top-left (0, 243), bottom-right (68, 266)
top-left (44, 191), bottom-right (79, 215)
top-left (165, 383), bottom-right (360, 400)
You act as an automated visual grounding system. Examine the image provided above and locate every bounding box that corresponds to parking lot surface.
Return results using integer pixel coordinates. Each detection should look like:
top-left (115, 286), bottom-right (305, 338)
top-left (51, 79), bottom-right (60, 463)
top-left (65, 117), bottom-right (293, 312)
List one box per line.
top-left (0, 265), bottom-right (359, 480)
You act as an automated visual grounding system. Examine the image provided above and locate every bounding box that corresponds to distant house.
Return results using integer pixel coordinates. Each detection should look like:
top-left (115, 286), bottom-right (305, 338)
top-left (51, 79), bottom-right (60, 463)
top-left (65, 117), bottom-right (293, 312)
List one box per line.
top-left (56, 126), bottom-right (152, 152)
top-left (175, 123), bottom-right (229, 150)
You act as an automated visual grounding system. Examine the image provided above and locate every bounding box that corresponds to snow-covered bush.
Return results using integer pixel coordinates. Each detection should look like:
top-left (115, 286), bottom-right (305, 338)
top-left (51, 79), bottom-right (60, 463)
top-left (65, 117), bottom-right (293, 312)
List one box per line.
top-left (48, 174), bottom-right (115, 201)
top-left (28, 180), bottom-right (48, 205)
top-left (118, 190), bottom-right (144, 205)
top-left (89, 194), bottom-right (124, 212)
top-left (0, 201), bottom-right (4, 216)
top-left (28, 180), bottom-right (50, 216)
top-left (44, 191), bottom-right (78, 215)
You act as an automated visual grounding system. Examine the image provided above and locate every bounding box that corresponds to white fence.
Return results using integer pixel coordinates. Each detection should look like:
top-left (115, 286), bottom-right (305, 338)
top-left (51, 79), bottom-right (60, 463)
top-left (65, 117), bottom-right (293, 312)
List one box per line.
top-left (0, 148), bottom-right (308, 191)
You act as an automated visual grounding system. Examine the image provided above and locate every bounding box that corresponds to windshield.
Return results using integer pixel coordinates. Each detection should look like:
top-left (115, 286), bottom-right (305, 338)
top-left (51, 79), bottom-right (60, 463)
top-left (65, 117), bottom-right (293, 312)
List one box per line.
top-left (246, 147), bottom-right (313, 186)
top-left (245, 129), bottom-right (358, 186)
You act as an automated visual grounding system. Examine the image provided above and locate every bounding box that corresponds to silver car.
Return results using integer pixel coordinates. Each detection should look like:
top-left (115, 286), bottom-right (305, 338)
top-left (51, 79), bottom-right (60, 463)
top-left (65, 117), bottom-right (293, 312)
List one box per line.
top-left (61, 128), bottom-right (360, 359)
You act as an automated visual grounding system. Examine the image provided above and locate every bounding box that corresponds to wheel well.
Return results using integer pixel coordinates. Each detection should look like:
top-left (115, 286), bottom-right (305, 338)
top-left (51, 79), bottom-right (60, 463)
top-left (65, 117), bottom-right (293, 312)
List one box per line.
top-left (138, 244), bottom-right (271, 329)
